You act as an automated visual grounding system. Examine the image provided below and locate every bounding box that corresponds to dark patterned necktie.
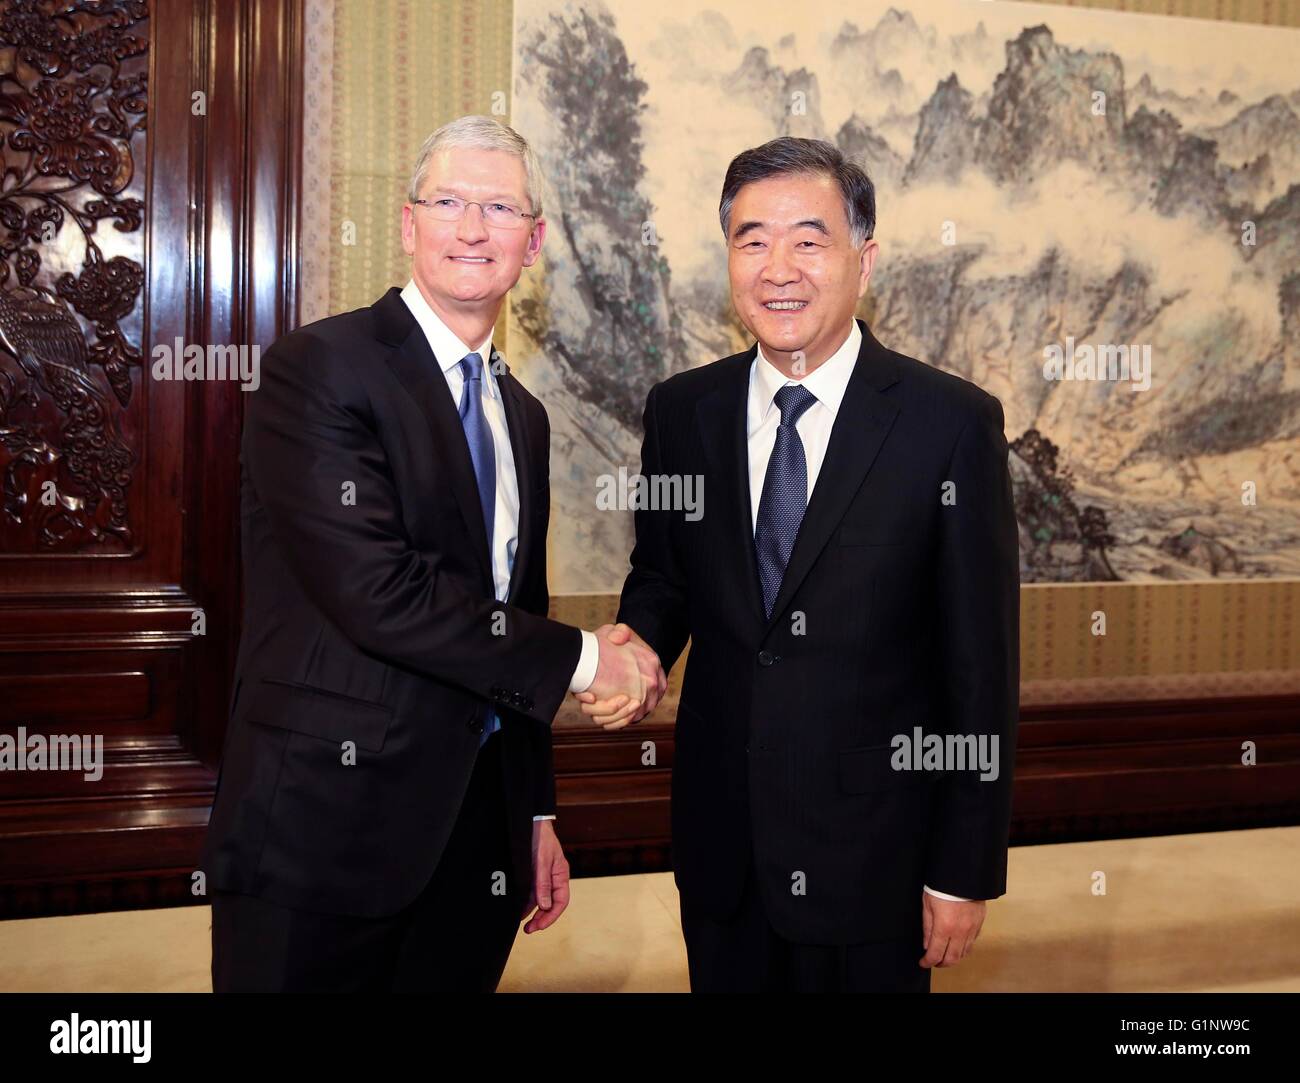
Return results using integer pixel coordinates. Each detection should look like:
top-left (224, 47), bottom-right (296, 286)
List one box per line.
top-left (754, 384), bottom-right (818, 619)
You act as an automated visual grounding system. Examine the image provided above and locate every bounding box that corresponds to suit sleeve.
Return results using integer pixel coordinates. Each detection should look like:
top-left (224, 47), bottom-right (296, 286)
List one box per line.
top-left (924, 391), bottom-right (1020, 900)
top-left (615, 382), bottom-right (691, 671)
top-left (244, 333), bottom-right (582, 726)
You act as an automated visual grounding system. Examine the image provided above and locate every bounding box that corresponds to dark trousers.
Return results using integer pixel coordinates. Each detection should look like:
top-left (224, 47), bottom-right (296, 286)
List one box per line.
top-left (211, 732), bottom-right (523, 992)
top-left (679, 856), bottom-right (932, 993)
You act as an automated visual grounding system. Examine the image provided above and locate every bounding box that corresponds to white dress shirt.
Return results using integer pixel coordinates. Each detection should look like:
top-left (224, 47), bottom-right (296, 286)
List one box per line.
top-left (400, 281), bottom-right (597, 821)
top-left (745, 320), bottom-right (972, 904)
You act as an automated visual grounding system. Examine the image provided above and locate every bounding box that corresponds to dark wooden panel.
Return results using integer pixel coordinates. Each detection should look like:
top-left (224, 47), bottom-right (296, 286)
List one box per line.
top-left (558, 693), bottom-right (1300, 878)
top-left (0, 672), bottom-right (151, 725)
top-left (0, 0), bottom-right (303, 920)
top-left (0, 1), bottom-right (148, 559)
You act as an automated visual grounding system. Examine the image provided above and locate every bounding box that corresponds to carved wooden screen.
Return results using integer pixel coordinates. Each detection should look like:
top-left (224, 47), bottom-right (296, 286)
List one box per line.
top-left (0, 0), bottom-right (301, 917)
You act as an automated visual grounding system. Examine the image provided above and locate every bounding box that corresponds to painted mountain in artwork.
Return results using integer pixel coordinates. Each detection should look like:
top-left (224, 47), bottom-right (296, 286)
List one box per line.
top-left (513, 1), bottom-right (1300, 590)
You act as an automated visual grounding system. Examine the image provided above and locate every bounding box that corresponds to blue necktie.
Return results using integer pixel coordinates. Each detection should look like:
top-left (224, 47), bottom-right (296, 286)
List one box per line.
top-left (754, 384), bottom-right (818, 620)
top-left (459, 352), bottom-right (500, 744)
top-left (459, 352), bottom-right (496, 552)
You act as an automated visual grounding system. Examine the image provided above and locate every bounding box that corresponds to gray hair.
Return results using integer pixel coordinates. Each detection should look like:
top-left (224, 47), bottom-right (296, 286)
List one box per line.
top-left (719, 136), bottom-right (875, 246)
top-left (407, 115), bottom-right (544, 218)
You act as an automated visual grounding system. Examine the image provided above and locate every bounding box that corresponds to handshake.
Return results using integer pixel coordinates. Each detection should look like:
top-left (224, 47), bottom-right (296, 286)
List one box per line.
top-left (573, 623), bottom-right (667, 730)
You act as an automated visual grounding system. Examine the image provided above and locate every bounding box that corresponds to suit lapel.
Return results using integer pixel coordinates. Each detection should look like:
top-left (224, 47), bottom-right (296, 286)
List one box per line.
top-left (696, 349), bottom-right (765, 628)
top-left (763, 320), bottom-right (902, 633)
top-left (496, 362), bottom-right (535, 605)
top-left (374, 288), bottom-right (493, 592)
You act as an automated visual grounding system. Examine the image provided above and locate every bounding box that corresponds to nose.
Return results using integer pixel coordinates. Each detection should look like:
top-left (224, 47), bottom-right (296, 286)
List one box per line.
top-left (761, 241), bottom-right (799, 287)
top-left (456, 202), bottom-right (491, 244)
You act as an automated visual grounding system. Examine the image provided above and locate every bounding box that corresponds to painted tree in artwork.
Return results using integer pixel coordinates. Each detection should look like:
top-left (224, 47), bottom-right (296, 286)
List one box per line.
top-left (515, 4), bottom-right (689, 431)
top-left (1011, 428), bottom-right (1119, 580)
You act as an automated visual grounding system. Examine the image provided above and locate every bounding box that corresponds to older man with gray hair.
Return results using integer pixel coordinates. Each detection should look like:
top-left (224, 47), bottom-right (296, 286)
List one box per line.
top-left (202, 116), bottom-right (662, 992)
top-left (582, 135), bottom-right (1020, 992)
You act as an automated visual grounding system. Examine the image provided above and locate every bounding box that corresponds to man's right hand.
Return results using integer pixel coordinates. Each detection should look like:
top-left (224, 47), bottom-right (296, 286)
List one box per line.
top-left (581, 624), bottom-right (646, 730)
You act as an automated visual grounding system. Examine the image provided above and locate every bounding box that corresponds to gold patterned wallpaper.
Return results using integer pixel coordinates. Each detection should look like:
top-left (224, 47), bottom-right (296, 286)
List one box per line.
top-left (299, 0), bottom-right (1300, 694)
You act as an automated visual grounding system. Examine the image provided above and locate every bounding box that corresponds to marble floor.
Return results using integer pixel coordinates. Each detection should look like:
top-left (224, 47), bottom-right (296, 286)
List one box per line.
top-left (1, 825), bottom-right (1297, 993)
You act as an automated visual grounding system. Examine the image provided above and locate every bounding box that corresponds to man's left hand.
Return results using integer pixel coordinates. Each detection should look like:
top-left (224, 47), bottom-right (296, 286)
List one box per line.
top-left (522, 818), bottom-right (570, 934)
top-left (919, 892), bottom-right (986, 968)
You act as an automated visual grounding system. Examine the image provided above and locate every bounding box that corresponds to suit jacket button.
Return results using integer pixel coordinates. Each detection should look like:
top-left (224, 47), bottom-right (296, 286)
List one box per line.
top-left (757, 649), bottom-right (775, 667)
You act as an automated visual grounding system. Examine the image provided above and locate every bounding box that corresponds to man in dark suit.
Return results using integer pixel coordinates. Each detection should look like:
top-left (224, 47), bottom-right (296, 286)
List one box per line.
top-left (580, 137), bottom-right (1020, 992)
top-left (202, 116), bottom-right (661, 992)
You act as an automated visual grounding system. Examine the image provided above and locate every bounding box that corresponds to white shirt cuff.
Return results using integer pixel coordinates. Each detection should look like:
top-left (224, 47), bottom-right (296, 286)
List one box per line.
top-left (924, 884), bottom-right (974, 902)
top-left (568, 629), bottom-right (599, 693)
top-left (532, 814), bottom-right (556, 822)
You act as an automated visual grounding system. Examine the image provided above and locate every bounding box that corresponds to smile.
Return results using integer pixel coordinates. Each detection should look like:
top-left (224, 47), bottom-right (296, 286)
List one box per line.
top-left (450, 256), bottom-right (492, 263)
top-left (763, 301), bottom-right (807, 310)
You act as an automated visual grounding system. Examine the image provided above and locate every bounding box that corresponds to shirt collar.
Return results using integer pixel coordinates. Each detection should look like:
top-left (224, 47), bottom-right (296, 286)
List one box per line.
top-left (753, 319), bottom-right (862, 423)
top-left (400, 278), bottom-right (500, 398)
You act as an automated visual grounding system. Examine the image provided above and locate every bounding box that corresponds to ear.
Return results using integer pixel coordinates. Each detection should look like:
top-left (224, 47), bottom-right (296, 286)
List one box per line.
top-left (521, 216), bottom-right (547, 268)
top-left (401, 203), bottom-right (416, 257)
top-left (857, 238), bottom-right (879, 298)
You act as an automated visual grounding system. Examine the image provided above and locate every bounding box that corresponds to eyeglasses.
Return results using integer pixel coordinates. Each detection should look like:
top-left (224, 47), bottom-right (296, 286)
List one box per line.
top-left (412, 196), bottom-right (537, 230)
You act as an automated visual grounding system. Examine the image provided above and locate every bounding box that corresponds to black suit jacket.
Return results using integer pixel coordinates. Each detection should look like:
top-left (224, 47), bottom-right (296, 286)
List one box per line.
top-left (617, 320), bottom-right (1020, 944)
top-left (201, 286), bottom-right (581, 918)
